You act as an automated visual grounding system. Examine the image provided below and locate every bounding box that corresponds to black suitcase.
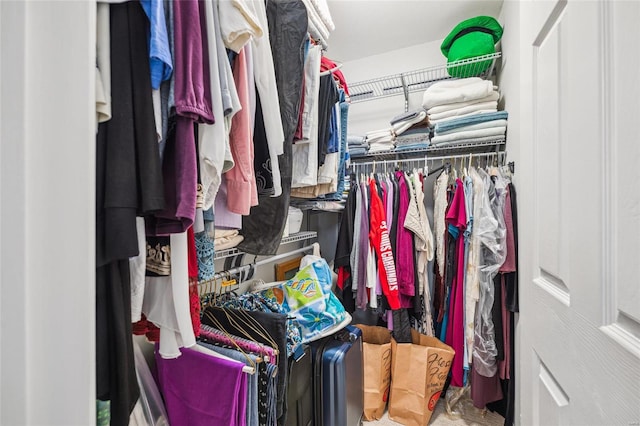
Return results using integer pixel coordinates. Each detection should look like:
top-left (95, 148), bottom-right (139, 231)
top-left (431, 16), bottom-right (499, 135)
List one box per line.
top-left (312, 325), bottom-right (364, 426)
top-left (285, 345), bottom-right (314, 426)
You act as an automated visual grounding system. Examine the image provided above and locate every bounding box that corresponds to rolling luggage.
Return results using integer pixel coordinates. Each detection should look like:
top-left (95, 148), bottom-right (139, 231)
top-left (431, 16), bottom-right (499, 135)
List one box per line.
top-left (285, 345), bottom-right (314, 426)
top-left (312, 325), bottom-right (364, 426)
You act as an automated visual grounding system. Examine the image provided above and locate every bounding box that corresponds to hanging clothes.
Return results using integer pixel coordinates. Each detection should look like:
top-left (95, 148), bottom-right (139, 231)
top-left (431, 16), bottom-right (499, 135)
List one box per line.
top-left (239, 0), bottom-right (308, 256)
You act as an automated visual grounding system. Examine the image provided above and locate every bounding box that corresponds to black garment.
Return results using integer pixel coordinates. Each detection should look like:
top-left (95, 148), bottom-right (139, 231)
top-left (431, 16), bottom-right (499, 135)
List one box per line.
top-left (239, 0), bottom-right (307, 256)
top-left (492, 274), bottom-right (505, 361)
top-left (252, 93), bottom-right (275, 196)
top-left (202, 306), bottom-right (289, 424)
top-left (96, 1), bottom-right (165, 266)
top-left (505, 184), bottom-right (519, 313)
top-left (334, 179), bottom-right (357, 269)
top-left (334, 183), bottom-right (357, 307)
top-left (316, 75), bottom-right (340, 167)
top-left (257, 362), bottom-right (270, 425)
top-left (96, 261), bottom-right (139, 426)
top-left (96, 4), bottom-right (164, 425)
top-left (392, 309), bottom-right (413, 343)
top-left (486, 310), bottom-right (516, 426)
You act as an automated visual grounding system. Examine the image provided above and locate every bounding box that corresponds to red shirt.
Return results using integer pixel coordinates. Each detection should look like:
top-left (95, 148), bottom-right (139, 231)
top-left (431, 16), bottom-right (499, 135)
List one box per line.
top-left (368, 179), bottom-right (400, 310)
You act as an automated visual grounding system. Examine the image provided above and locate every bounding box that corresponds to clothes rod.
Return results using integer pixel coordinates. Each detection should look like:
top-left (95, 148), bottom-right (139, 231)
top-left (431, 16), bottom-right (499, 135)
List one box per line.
top-left (351, 151), bottom-right (507, 169)
top-left (199, 242), bottom-right (319, 285)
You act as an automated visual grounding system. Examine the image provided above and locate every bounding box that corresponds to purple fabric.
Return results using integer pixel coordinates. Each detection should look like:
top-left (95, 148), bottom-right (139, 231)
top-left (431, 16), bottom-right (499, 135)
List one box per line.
top-left (356, 181), bottom-right (370, 309)
top-left (146, 117), bottom-right (197, 235)
top-left (394, 172), bottom-right (415, 304)
top-left (156, 346), bottom-right (248, 426)
top-left (385, 177), bottom-right (394, 236)
top-left (148, 0), bottom-right (216, 235)
top-left (173, 0), bottom-right (214, 124)
top-left (471, 362), bottom-right (503, 408)
top-left (215, 176), bottom-right (242, 229)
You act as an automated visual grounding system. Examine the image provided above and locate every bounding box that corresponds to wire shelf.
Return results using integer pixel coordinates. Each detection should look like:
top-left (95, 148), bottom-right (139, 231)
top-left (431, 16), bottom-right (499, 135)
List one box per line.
top-left (349, 53), bottom-right (501, 105)
top-left (349, 138), bottom-right (505, 162)
top-left (213, 231), bottom-right (317, 260)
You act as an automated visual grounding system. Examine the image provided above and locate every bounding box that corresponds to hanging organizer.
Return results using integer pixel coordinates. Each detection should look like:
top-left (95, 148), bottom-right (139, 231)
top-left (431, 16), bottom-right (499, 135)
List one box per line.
top-left (349, 52), bottom-right (501, 112)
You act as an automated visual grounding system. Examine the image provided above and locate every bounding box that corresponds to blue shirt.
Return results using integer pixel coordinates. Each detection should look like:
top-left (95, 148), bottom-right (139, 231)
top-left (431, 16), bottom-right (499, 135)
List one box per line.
top-left (140, 0), bottom-right (173, 89)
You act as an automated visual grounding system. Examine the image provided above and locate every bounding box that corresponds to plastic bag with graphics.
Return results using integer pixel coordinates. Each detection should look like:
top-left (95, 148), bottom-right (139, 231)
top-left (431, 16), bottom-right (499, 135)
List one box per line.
top-left (257, 256), bottom-right (350, 344)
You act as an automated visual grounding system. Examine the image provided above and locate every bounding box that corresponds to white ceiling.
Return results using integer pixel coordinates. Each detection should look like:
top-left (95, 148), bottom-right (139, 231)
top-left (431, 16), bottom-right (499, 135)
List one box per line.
top-left (325, 0), bottom-right (504, 62)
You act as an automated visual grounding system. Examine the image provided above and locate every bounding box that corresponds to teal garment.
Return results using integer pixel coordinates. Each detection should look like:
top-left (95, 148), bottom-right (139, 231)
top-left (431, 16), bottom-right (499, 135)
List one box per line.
top-left (97, 400), bottom-right (110, 426)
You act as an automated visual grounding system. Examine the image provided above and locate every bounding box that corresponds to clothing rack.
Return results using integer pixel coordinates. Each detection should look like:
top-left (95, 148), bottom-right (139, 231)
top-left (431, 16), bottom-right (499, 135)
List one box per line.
top-left (198, 242), bottom-right (320, 292)
top-left (350, 151), bottom-right (508, 174)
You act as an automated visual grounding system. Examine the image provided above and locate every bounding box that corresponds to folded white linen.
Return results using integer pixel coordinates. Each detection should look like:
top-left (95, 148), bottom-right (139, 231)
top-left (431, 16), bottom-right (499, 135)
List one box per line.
top-left (392, 110), bottom-right (428, 136)
top-left (428, 102), bottom-right (497, 122)
top-left (423, 77), bottom-right (495, 110)
top-left (430, 109), bottom-right (498, 124)
top-left (430, 126), bottom-right (506, 144)
top-left (310, 0), bottom-right (335, 31)
top-left (368, 143), bottom-right (395, 153)
top-left (434, 119), bottom-right (508, 136)
top-left (302, 0), bottom-right (330, 41)
top-left (427, 91), bottom-right (499, 115)
top-left (429, 135), bottom-right (506, 147)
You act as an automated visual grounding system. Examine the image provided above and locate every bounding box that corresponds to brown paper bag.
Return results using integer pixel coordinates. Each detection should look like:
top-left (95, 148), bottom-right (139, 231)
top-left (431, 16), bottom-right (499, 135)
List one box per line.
top-left (388, 329), bottom-right (455, 426)
top-left (355, 325), bottom-right (393, 421)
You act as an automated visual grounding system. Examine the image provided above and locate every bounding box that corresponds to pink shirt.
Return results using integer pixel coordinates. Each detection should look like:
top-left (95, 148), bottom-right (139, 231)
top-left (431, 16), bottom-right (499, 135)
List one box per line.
top-left (225, 47), bottom-right (258, 215)
top-left (445, 178), bottom-right (467, 387)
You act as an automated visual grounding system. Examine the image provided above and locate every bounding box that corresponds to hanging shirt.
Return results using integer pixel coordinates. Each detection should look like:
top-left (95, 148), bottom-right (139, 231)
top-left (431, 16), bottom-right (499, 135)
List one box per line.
top-left (395, 171), bottom-right (415, 304)
top-left (445, 178), bottom-right (467, 387)
top-left (140, 0), bottom-right (173, 90)
top-left (368, 179), bottom-right (400, 310)
top-left (292, 44), bottom-right (321, 188)
top-left (226, 47), bottom-right (259, 215)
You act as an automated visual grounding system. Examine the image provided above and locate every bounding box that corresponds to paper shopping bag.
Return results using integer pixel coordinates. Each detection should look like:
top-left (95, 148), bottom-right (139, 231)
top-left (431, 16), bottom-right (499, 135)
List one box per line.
top-left (355, 325), bottom-right (393, 421)
top-left (388, 329), bottom-right (455, 425)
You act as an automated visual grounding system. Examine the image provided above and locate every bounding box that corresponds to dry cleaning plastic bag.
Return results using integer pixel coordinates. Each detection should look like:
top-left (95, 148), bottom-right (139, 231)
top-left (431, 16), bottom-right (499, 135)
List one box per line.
top-left (388, 329), bottom-right (455, 426)
top-left (258, 256), bottom-right (350, 344)
top-left (355, 325), bottom-right (393, 421)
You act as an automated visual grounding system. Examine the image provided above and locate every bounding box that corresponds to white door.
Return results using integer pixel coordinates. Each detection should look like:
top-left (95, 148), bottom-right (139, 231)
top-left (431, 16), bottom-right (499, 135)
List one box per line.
top-left (516, 0), bottom-right (640, 424)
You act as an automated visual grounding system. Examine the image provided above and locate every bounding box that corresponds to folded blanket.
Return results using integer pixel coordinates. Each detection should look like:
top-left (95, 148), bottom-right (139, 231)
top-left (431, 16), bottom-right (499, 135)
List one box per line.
top-left (392, 110), bottom-right (428, 136)
top-left (397, 127), bottom-right (431, 137)
top-left (302, 0), bottom-right (330, 42)
top-left (422, 77), bottom-right (495, 109)
top-left (435, 119), bottom-right (508, 136)
top-left (390, 108), bottom-right (427, 126)
top-left (430, 126), bottom-right (506, 144)
top-left (427, 91), bottom-right (499, 115)
top-left (365, 129), bottom-right (395, 145)
top-left (347, 135), bottom-right (366, 146)
top-left (434, 111), bottom-right (508, 133)
top-left (428, 102), bottom-right (497, 122)
top-left (349, 147), bottom-right (368, 156)
top-left (310, 0), bottom-right (335, 31)
top-left (368, 142), bottom-right (395, 154)
top-left (395, 142), bottom-right (429, 151)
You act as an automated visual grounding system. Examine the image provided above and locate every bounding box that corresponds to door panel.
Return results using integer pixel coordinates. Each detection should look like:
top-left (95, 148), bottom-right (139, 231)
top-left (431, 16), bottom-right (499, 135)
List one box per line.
top-left (610, 0), bottom-right (640, 336)
top-left (518, 0), bottom-right (640, 424)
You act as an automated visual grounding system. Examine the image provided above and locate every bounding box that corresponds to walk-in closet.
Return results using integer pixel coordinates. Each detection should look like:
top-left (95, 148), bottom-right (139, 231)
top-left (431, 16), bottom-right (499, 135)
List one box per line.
top-left (1, 1), bottom-right (639, 426)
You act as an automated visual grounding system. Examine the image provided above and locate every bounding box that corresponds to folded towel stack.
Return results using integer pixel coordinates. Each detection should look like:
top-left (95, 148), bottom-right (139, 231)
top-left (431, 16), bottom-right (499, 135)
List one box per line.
top-left (301, 0), bottom-right (335, 48)
top-left (347, 135), bottom-right (368, 157)
top-left (366, 128), bottom-right (395, 153)
top-left (422, 77), bottom-right (506, 145)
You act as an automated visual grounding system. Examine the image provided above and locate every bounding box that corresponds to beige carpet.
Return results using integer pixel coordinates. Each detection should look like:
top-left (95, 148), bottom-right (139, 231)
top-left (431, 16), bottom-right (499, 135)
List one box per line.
top-left (364, 397), bottom-right (504, 426)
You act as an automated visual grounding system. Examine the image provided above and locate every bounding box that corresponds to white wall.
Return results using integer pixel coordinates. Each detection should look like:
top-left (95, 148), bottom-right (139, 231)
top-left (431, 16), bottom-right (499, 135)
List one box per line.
top-left (0, 1), bottom-right (96, 424)
top-left (342, 39), bottom-right (445, 135)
